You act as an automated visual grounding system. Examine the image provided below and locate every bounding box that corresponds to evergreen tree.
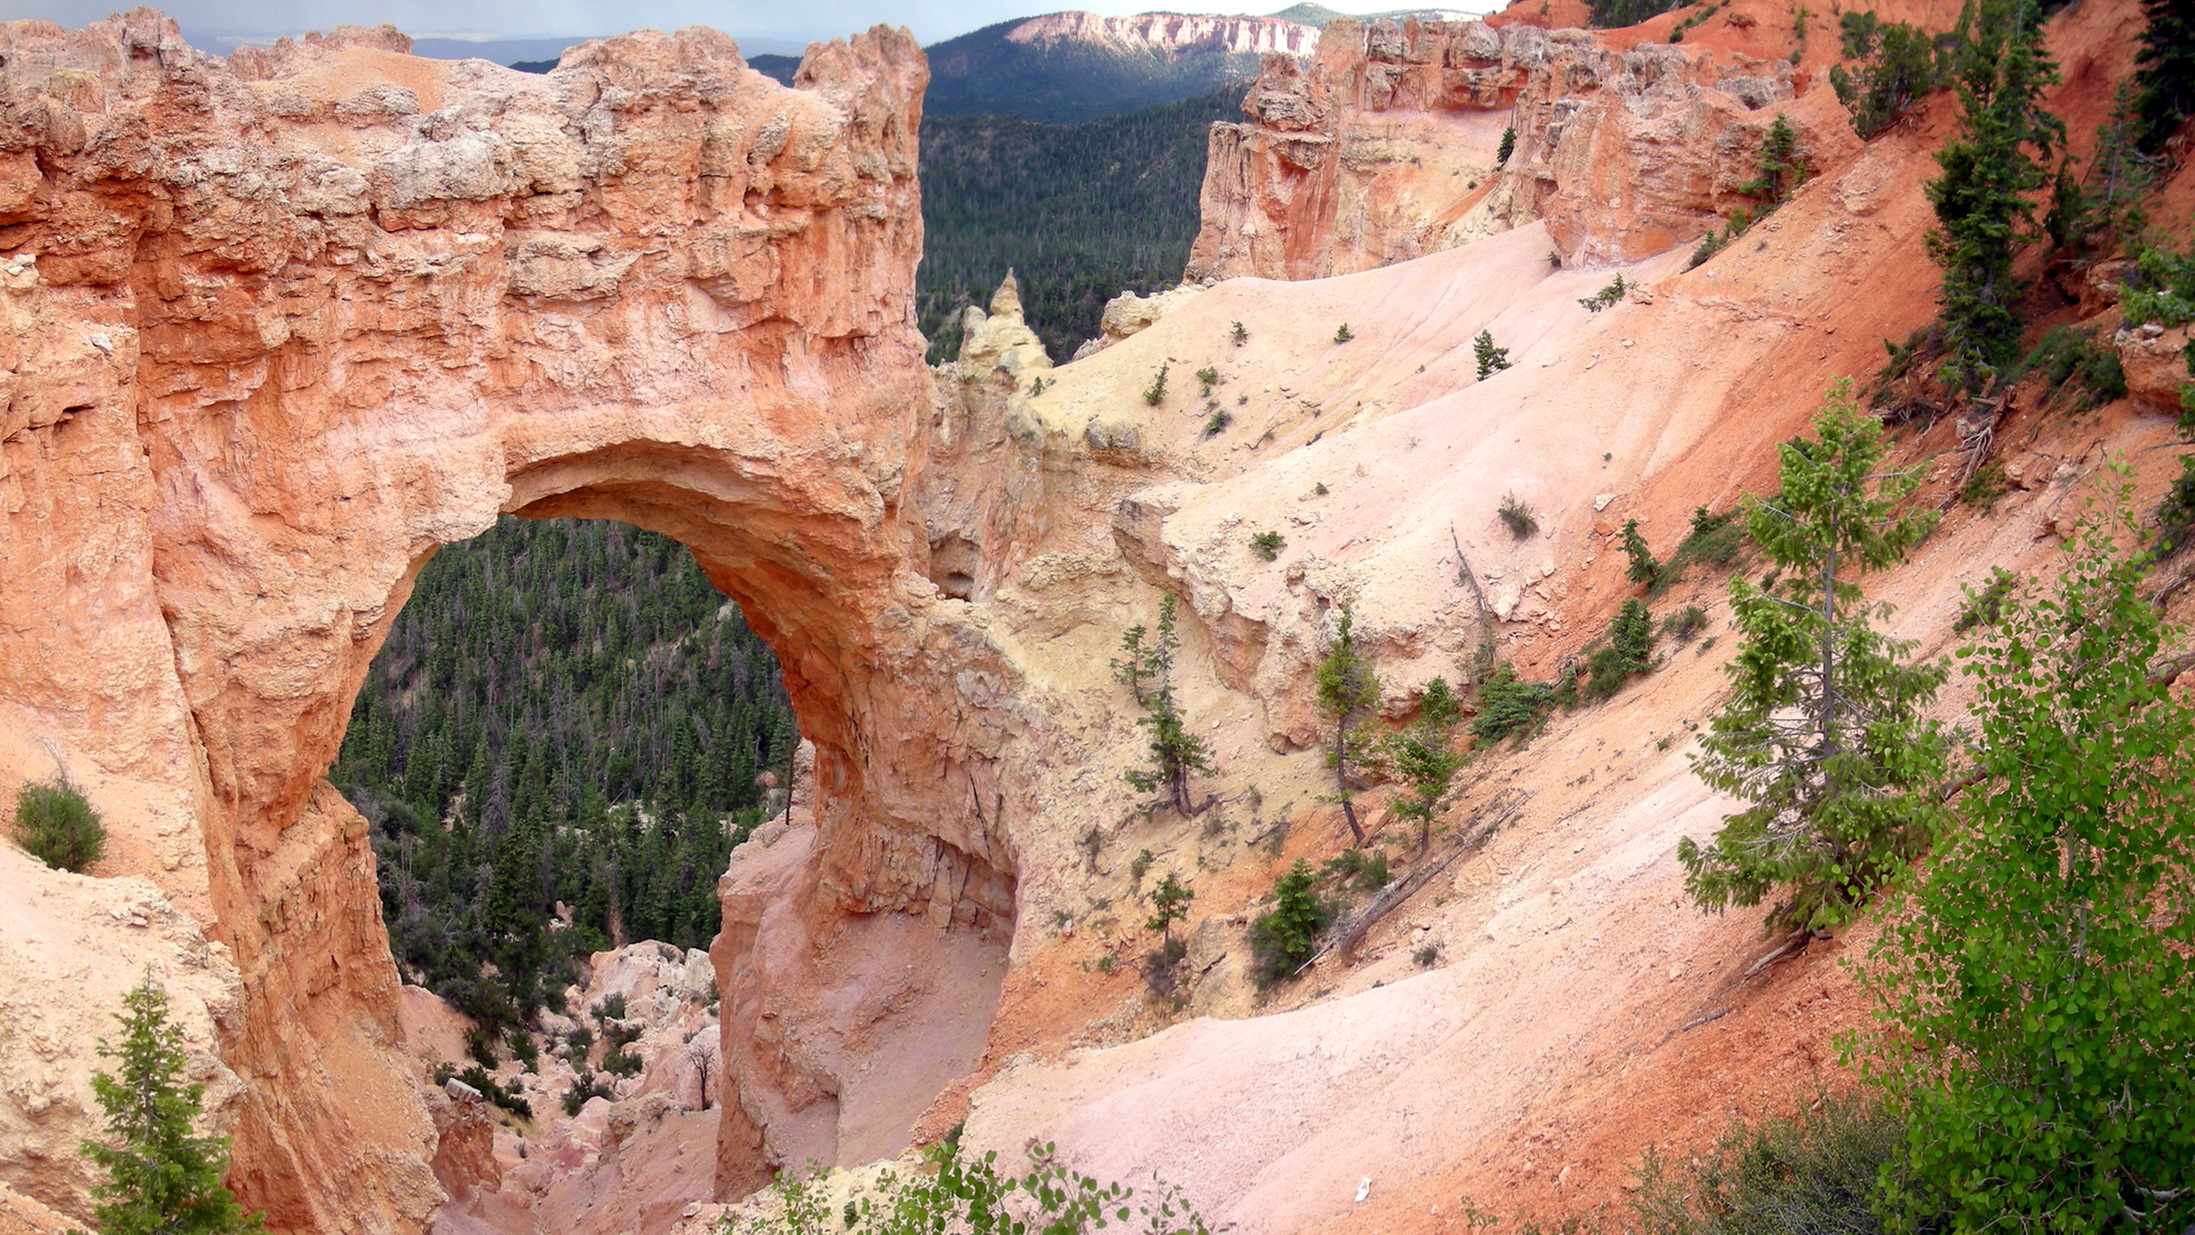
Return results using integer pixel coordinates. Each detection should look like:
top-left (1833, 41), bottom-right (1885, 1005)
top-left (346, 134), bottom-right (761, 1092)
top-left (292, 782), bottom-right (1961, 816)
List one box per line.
top-left (2132, 0), bottom-right (2195, 152)
top-left (1830, 15), bottom-right (1941, 138)
top-left (1121, 594), bottom-right (1213, 815)
top-left (1248, 859), bottom-right (1334, 987)
top-left (1861, 482), bottom-right (2195, 1230)
top-left (1621, 518), bottom-right (1663, 590)
top-left (1679, 383), bottom-right (1949, 934)
top-left (1472, 330), bottom-right (1512, 380)
top-left (80, 971), bottom-right (264, 1235)
top-left (1144, 871), bottom-right (1194, 947)
top-left (1925, 0), bottom-right (2063, 392)
top-left (1315, 605), bottom-right (1381, 846)
top-left (1383, 677), bottom-right (1467, 852)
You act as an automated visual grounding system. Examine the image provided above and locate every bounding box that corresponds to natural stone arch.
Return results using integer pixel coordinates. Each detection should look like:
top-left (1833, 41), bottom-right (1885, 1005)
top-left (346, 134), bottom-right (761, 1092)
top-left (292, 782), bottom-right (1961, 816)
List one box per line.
top-left (0, 14), bottom-right (1017, 1228)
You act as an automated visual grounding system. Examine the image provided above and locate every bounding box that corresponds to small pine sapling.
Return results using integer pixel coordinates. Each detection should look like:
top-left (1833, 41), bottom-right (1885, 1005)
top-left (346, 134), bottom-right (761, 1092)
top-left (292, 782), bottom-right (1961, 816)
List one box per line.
top-left (1621, 518), bottom-right (1663, 590)
top-left (1231, 321), bottom-right (1248, 346)
top-left (1315, 605), bottom-right (1381, 845)
top-left (1195, 366), bottom-right (1220, 397)
top-left (1143, 364), bottom-right (1170, 406)
top-left (1473, 330), bottom-right (1512, 380)
top-left (1333, 323), bottom-right (1354, 344)
top-left (1384, 677), bottom-right (1468, 851)
top-left (1250, 530), bottom-right (1285, 561)
top-left (1497, 125), bottom-right (1516, 163)
top-left (1120, 594), bottom-right (1214, 815)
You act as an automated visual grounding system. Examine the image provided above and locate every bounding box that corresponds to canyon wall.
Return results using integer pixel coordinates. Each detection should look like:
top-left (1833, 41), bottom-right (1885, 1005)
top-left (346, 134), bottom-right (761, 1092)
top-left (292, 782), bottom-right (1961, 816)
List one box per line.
top-left (1187, 14), bottom-right (1860, 281)
top-left (0, 11), bottom-right (1026, 1228)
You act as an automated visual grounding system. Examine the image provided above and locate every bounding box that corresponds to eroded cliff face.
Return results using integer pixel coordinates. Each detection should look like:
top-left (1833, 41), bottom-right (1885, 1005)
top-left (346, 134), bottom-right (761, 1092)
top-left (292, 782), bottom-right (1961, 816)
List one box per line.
top-left (0, 11), bottom-right (1024, 1229)
top-left (1186, 14), bottom-right (1858, 281)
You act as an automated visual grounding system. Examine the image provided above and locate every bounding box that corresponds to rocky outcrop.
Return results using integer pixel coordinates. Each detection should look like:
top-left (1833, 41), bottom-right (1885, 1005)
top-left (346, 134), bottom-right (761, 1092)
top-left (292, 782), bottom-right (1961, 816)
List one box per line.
top-left (1188, 16), bottom-right (1859, 280)
top-left (0, 10), bottom-right (1025, 1229)
top-left (1001, 12), bottom-right (1319, 57)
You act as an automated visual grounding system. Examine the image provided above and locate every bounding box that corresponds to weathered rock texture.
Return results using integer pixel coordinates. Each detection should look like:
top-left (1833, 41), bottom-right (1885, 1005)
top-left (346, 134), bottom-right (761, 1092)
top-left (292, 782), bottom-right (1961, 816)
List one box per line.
top-left (1187, 15), bottom-right (1859, 281)
top-left (0, 10), bottom-right (1022, 1229)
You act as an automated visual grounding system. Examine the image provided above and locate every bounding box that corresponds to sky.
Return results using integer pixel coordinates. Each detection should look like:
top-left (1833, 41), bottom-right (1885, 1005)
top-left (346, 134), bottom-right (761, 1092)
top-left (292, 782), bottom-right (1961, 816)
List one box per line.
top-left (16, 0), bottom-right (1423, 50)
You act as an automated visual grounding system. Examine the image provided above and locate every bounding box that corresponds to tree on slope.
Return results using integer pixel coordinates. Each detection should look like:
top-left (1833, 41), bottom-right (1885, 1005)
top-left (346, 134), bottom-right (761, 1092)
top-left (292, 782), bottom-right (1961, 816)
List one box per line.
top-left (2132, 0), bottom-right (2195, 152)
top-left (1121, 593), bottom-right (1214, 816)
top-left (1384, 677), bottom-right (1467, 852)
top-left (1925, 0), bottom-right (2063, 393)
top-left (1316, 605), bottom-right (1381, 846)
top-left (1679, 382), bottom-right (1948, 934)
top-left (80, 971), bottom-right (264, 1234)
top-left (1860, 481), bottom-right (2195, 1231)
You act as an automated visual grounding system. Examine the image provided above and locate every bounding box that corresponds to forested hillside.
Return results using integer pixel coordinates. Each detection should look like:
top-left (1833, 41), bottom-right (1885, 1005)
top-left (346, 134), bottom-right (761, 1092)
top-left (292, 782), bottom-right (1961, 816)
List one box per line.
top-left (332, 517), bottom-right (797, 1028)
top-left (918, 88), bottom-right (1238, 361)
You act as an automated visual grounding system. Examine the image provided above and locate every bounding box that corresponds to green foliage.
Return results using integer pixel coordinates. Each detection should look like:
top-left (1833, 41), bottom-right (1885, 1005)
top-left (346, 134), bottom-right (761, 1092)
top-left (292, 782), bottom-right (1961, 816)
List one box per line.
top-left (1652, 506), bottom-right (1748, 597)
top-left (1627, 1089), bottom-right (1913, 1235)
top-left (2048, 84), bottom-right (2161, 255)
top-left (1143, 364), bottom-right (1169, 406)
top-left (1333, 323), bottom-right (1355, 344)
top-left (1661, 605), bottom-right (1710, 644)
top-left (562, 1071), bottom-right (612, 1116)
top-left (1473, 329), bottom-right (1512, 380)
top-left (2123, 235), bottom-right (2195, 329)
top-left (1383, 677), bottom-right (1468, 850)
top-left (1499, 493), bottom-right (1539, 540)
top-left (1230, 320), bottom-right (1247, 346)
top-left (1497, 125), bottom-right (1517, 163)
top-left (2131, 0), bottom-right (2195, 152)
top-left (1120, 594), bottom-right (1213, 816)
top-left (2160, 456), bottom-right (2195, 558)
top-left (599, 1047), bottom-right (643, 1079)
top-left (1858, 483), bottom-right (2195, 1232)
top-left (2011, 324), bottom-right (2125, 409)
top-left (1315, 606), bottom-right (1381, 845)
top-left (79, 971), bottom-right (264, 1235)
top-left (1737, 113), bottom-right (1805, 202)
top-left (334, 517), bottom-right (782, 1030)
top-left (1320, 847), bottom-right (1390, 895)
top-left (1680, 384), bottom-right (1949, 934)
top-left (1203, 409), bottom-right (1232, 438)
top-left (457, 1064), bottom-right (534, 1118)
top-left (1194, 366), bottom-right (1219, 397)
top-left (11, 777), bottom-right (104, 873)
top-left (1579, 274), bottom-right (1629, 312)
top-left (1248, 859), bottom-right (1334, 988)
top-left (1924, 0), bottom-right (2063, 392)
top-left (916, 90), bottom-right (1238, 362)
top-left (1581, 599), bottom-right (1657, 704)
top-left (1830, 16), bottom-right (1942, 138)
top-left (1249, 530), bottom-right (1285, 561)
top-left (1143, 871), bottom-right (1194, 942)
top-left (1688, 206), bottom-right (1754, 270)
top-left (1587, 0), bottom-right (1684, 28)
top-left (1622, 519), bottom-right (1664, 590)
top-left (1956, 459), bottom-right (2009, 512)
top-left (1471, 663), bottom-right (1556, 746)
top-left (1951, 565), bottom-right (2017, 633)
top-left (730, 1139), bottom-right (1208, 1235)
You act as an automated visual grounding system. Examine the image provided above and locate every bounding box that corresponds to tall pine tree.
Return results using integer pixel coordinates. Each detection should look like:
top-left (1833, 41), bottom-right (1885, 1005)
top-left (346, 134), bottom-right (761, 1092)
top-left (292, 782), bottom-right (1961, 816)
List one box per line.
top-left (1925, 0), bottom-right (2063, 392)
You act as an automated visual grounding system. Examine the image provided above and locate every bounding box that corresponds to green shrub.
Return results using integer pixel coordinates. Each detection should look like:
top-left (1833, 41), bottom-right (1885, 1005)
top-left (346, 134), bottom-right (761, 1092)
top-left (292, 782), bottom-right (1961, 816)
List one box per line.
top-left (1472, 662), bottom-right (1555, 745)
top-left (1320, 847), bottom-right (1390, 895)
top-left (1473, 329), bottom-right (1512, 380)
top-left (1661, 604), bottom-right (1709, 644)
top-left (1830, 16), bottom-right (1942, 138)
top-left (2013, 325), bottom-right (2126, 408)
top-left (1249, 859), bottom-right (1333, 987)
top-left (1333, 323), bottom-right (1354, 343)
top-left (1628, 1089), bottom-right (1913, 1234)
top-left (1578, 274), bottom-right (1629, 312)
top-left (1249, 530), bottom-right (1285, 561)
top-left (1203, 409), bottom-right (1232, 437)
top-left (1580, 598), bottom-right (1656, 703)
top-left (600, 1046), bottom-right (643, 1078)
top-left (1952, 565), bottom-right (2017, 633)
top-left (1497, 125), bottom-right (1516, 162)
top-left (2158, 456), bottom-right (2195, 557)
top-left (2124, 237), bottom-right (2195, 328)
top-left (1231, 321), bottom-right (1247, 346)
top-left (562, 1070), bottom-right (612, 1116)
top-left (594, 993), bottom-right (627, 1021)
top-left (464, 1028), bottom-right (500, 1068)
top-left (1622, 519), bottom-right (1663, 590)
top-left (1143, 364), bottom-right (1169, 406)
top-left (1498, 493), bottom-right (1539, 539)
top-left (1195, 366), bottom-right (1220, 396)
top-left (1956, 460), bottom-right (2009, 512)
top-left (11, 779), bottom-right (104, 873)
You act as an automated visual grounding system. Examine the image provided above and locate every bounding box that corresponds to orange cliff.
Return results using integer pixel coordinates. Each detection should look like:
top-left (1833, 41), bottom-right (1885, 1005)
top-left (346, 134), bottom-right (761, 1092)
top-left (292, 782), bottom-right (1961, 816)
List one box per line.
top-left (1187, 10), bottom-right (1864, 281)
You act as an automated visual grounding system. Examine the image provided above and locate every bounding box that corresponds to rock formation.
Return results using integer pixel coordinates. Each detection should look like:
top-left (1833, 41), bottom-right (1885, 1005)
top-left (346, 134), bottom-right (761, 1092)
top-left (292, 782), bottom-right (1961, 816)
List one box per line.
top-left (0, 0), bottom-right (2178, 1231)
top-left (1187, 15), bottom-right (1859, 281)
top-left (0, 10), bottom-right (1021, 1228)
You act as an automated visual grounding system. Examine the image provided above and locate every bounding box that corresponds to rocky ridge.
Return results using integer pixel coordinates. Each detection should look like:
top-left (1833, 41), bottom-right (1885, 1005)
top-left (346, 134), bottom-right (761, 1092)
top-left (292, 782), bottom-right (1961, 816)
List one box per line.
top-left (1188, 13), bottom-right (1858, 281)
